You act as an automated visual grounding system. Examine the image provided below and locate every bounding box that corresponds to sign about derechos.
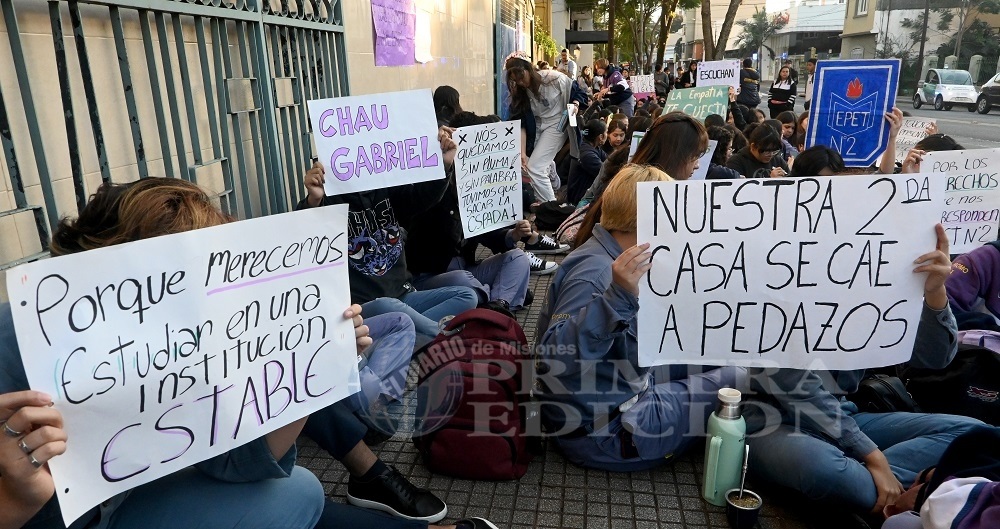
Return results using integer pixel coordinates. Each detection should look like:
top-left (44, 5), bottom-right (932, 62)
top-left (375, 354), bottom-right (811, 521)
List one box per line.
top-left (892, 117), bottom-right (935, 163)
top-left (453, 120), bottom-right (523, 237)
top-left (697, 60), bottom-right (741, 89)
top-left (308, 89), bottom-right (444, 195)
top-left (924, 148), bottom-right (1000, 254)
top-left (663, 86), bottom-right (729, 120)
top-left (7, 206), bottom-right (357, 526)
top-left (637, 173), bottom-right (945, 369)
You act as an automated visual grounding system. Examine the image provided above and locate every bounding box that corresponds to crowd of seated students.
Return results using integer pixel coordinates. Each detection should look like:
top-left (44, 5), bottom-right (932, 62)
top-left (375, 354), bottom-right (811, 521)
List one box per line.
top-left (4, 68), bottom-right (999, 529)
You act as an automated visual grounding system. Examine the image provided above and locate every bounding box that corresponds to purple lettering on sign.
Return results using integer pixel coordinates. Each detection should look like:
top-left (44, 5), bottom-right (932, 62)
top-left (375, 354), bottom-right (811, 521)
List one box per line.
top-left (371, 0), bottom-right (415, 67)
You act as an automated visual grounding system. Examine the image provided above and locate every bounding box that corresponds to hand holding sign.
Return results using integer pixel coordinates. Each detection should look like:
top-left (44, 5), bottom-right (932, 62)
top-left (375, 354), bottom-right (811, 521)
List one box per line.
top-left (913, 224), bottom-right (952, 310)
top-left (0, 390), bottom-right (65, 513)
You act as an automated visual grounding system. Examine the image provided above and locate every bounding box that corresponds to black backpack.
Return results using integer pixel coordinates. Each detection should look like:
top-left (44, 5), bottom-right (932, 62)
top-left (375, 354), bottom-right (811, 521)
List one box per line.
top-left (904, 344), bottom-right (1000, 426)
top-left (533, 201), bottom-right (576, 231)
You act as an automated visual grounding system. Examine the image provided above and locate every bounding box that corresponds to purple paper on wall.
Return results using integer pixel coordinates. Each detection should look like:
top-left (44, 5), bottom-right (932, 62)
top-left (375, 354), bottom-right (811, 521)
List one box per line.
top-left (372, 0), bottom-right (415, 67)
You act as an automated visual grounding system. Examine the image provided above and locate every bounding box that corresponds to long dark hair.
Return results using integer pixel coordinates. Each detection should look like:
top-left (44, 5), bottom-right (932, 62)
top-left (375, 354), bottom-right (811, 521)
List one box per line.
top-left (433, 86), bottom-right (463, 125)
top-left (789, 146), bottom-right (845, 177)
top-left (631, 112), bottom-right (709, 179)
top-left (505, 57), bottom-right (542, 116)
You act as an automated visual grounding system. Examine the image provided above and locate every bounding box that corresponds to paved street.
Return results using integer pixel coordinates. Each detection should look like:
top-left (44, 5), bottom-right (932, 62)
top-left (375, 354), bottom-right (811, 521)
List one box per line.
top-left (896, 102), bottom-right (1000, 149)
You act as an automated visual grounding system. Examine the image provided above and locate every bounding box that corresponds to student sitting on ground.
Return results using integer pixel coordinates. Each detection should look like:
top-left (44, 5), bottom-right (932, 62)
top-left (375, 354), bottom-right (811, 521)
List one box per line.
top-left (726, 124), bottom-right (790, 179)
top-left (744, 224), bottom-right (984, 524)
top-left (535, 165), bottom-right (745, 471)
top-left (297, 126), bottom-right (478, 344)
top-left (567, 119), bottom-right (609, 205)
top-left (0, 178), bottom-right (330, 529)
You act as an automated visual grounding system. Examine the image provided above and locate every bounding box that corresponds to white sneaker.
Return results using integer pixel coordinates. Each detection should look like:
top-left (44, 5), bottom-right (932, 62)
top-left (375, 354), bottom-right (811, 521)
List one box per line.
top-left (526, 252), bottom-right (559, 275)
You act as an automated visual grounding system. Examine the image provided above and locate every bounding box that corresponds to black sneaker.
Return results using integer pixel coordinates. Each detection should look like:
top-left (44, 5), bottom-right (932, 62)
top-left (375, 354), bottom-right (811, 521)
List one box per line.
top-left (347, 465), bottom-right (448, 522)
top-left (455, 518), bottom-right (500, 529)
top-left (526, 252), bottom-right (558, 275)
top-left (524, 234), bottom-right (569, 255)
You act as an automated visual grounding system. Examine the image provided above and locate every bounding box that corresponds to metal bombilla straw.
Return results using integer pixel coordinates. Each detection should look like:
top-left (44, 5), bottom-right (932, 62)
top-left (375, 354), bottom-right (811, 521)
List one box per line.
top-left (738, 445), bottom-right (750, 499)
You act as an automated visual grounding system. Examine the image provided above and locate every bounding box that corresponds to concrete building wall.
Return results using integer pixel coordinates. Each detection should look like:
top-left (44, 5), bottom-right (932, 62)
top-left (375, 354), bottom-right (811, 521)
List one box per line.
top-left (343, 0), bottom-right (496, 115)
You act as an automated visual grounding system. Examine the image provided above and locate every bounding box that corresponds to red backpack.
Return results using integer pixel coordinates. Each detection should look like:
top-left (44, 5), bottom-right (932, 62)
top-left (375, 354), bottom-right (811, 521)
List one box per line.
top-left (412, 309), bottom-right (534, 480)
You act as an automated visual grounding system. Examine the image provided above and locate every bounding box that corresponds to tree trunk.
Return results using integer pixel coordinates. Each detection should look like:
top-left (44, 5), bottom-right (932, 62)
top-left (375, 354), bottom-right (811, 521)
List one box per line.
top-left (715, 0), bottom-right (744, 60)
top-left (701, 1), bottom-right (714, 60)
top-left (954, 4), bottom-right (969, 59)
top-left (609, 0), bottom-right (617, 61)
top-left (655, 1), bottom-right (668, 68)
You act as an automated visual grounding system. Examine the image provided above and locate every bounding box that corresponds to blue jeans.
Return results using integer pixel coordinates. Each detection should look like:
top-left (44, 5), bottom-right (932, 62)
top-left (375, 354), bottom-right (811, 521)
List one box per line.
top-left (747, 411), bottom-right (984, 512)
top-left (362, 287), bottom-right (477, 343)
top-left (103, 465), bottom-right (323, 529)
top-left (351, 312), bottom-right (415, 410)
top-left (554, 366), bottom-right (745, 472)
top-left (414, 251), bottom-right (530, 308)
top-left (316, 499), bottom-right (426, 529)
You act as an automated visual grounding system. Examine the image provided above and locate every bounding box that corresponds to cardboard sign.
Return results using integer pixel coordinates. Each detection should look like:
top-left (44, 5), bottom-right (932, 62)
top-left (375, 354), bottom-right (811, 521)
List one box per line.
top-left (697, 60), bottom-right (741, 89)
top-left (663, 86), bottom-right (729, 121)
top-left (6, 206), bottom-right (358, 525)
top-left (628, 131), bottom-right (646, 160)
top-left (894, 118), bottom-right (936, 163)
top-left (308, 89), bottom-right (444, 195)
top-left (689, 140), bottom-right (719, 181)
top-left (805, 59), bottom-right (901, 166)
top-left (629, 74), bottom-right (655, 99)
top-left (924, 148), bottom-right (1000, 254)
top-left (372, 0), bottom-right (416, 66)
top-left (637, 173), bottom-right (945, 369)
top-left (453, 120), bottom-right (523, 237)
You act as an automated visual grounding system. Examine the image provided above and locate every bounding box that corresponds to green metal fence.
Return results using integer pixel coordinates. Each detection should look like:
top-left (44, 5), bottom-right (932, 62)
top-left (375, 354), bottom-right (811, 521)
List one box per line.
top-left (0, 0), bottom-right (349, 271)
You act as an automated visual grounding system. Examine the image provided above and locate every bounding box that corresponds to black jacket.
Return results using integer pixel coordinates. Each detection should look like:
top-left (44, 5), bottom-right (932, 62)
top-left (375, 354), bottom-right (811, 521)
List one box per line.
top-left (737, 67), bottom-right (761, 107)
top-left (294, 178), bottom-right (449, 304)
top-left (725, 147), bottom-right (789, 179)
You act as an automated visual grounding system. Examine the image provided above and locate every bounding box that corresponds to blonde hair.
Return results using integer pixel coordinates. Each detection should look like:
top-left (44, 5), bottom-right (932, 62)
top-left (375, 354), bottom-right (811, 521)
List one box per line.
top-left (595, 58), bottom-right (610, 70)
top-left (599, 164), bottom-right (671, 233)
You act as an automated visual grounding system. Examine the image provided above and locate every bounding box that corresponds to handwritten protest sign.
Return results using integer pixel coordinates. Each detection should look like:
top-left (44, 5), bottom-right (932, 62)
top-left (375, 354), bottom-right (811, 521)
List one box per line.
top-left (308, 89), bottom-right (444, 195)
top-left (663, 86), bottom-right (729, 121)
top-left (6, 206), bottom-right (357, 525)
top-left (629, 74), bottom-right (655, 99)
top-left (453, 120), bottom-right (523, 237)
top-left (894, 117), bottom-right (935, 163)
top-left (924, 148), bottom-right (1000, 254)
top-left (372, 0), bottom-right (416, 66)
top-left (689, 140), bottom-right (719, 181)
top-left (637, 173), bottom-right (945, 369)
top-left (697, 60), bottom-right (741, 89)
top-left (806, 59), bottom-right (900, 166)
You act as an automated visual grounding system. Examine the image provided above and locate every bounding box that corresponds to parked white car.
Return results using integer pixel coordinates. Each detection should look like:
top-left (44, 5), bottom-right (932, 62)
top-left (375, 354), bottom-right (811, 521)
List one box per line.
top-left (912, 68), bottom-right (979, 112)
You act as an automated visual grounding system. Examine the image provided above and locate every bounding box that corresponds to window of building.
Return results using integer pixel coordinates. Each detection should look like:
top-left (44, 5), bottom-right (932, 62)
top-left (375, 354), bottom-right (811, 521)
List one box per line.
top-left (855, 0), bottom-right (868, 16)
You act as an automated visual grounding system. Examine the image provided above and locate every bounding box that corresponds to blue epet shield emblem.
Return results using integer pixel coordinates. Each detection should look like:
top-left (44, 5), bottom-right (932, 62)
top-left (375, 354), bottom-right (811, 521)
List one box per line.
top-left (805, 59), bottom-right (901, 167)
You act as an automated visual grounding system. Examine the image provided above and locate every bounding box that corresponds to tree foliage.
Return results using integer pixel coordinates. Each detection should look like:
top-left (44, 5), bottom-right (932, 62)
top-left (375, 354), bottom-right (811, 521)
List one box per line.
top-left (733, 8), bottom-right (787, 67)
top-left (535, 27), bottom-right (559, 62)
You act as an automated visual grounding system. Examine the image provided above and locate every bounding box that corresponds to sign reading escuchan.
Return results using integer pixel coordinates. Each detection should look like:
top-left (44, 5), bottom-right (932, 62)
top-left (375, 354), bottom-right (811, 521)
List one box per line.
top-left (308, 89), bottom-right (445, 196)
top-left (6, 206), bottom-right (358, 526)
top-left (637, 173), bottom-right (944, 370)
top-left (805, 59), bottom-right (901, 167)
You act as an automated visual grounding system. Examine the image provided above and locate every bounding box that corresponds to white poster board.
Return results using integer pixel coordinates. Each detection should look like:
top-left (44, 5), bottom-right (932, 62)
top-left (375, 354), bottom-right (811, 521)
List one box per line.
top-left (629, 74), bottom-right (655, 98)
top-left (628, 131), bottom-right (646, 160)
top-left (6, 206), bottom-right (358, 526)
top-left (453, 120), bottom-right (523, 237)
top-left (697, 60), bottom-right (741, 89)
top-left (637, 173), bottom-right (945, 369)
top-left (894, 118), bottom-right (935, 163)
top-left (689, 140), bottom-right (719, 181)
top-left (924, 148), bottom-right (1000, 254)
top-left (308, 89), bottom-right (445, 195)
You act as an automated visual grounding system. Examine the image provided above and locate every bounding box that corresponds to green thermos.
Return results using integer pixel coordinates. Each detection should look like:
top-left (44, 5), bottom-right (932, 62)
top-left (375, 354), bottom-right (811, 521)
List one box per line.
top-left (702, 388), bottom-right (747, 506)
